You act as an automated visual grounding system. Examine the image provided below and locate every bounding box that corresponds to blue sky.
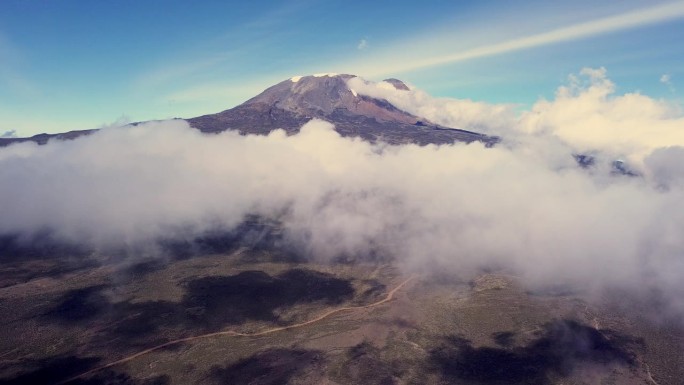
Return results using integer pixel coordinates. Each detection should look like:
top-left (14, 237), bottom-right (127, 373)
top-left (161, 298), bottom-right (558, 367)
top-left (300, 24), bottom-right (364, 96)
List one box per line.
top-left (1, 0), bottom-right (684, 136)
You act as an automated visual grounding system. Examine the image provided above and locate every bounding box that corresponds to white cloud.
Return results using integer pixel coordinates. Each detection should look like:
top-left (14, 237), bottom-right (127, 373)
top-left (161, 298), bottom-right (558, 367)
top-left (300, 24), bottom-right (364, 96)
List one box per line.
top-left (347, 77), bottom-right (516, 134)
top-left (357, 38), bottom-right (368, 50)
top-left (2, 69), bottom-right (684, 317)
top-left (519, 67), bottom-right (684, 163)
top-left (661, 73), bottom-right (675, 92)
top-left (350, 69), bottom-right (684, 166)
top-left (0, 130), bottom-right (16, 138)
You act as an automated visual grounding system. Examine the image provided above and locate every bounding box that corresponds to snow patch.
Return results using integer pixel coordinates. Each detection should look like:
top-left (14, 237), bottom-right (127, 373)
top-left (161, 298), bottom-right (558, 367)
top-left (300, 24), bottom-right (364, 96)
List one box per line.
top-left (292, 74), bottom-right (337, 82)
top-left (350, 88), bottom-right (358, 97)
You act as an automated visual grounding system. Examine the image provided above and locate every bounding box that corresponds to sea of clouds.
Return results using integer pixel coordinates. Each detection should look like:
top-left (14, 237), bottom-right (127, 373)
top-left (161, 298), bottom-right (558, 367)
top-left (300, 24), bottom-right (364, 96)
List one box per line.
top-left (1, 68), bottom-right (683, 313)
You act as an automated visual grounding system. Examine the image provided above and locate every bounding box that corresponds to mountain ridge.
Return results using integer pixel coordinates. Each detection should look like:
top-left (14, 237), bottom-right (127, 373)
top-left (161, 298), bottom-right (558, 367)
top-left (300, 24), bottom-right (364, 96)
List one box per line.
top-left (0, 74), bottom-right (499, 147)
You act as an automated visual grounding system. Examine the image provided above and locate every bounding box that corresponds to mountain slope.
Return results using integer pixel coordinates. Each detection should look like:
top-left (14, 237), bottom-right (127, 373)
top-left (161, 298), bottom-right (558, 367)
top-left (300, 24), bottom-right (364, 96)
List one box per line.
top-left (187, 74), bottom-right (498, 146)
top-left (0, 74), bottom-right (497, 148)
top-left (0, 129), bottom-right (97, 147)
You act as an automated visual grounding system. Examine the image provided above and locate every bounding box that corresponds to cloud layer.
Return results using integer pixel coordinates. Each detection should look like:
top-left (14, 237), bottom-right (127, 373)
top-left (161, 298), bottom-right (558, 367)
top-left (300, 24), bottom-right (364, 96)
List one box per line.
top-left (1, 70), bottom-right (683, 315)
top-left (350, 68), bottom-right (684, 167)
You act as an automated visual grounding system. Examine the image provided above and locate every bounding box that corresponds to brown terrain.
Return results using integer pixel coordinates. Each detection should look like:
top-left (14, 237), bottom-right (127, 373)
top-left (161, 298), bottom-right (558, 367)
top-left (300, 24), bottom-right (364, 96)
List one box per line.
top-left (0, 229), bottom-right (682, 385)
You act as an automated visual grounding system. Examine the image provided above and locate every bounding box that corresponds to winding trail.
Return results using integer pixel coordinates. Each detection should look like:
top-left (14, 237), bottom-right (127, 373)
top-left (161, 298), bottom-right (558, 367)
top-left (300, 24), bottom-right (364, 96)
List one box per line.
top-left (644, 362), bottom-right (660, 385)
top-left (57, 275), bottom-right (416, 384)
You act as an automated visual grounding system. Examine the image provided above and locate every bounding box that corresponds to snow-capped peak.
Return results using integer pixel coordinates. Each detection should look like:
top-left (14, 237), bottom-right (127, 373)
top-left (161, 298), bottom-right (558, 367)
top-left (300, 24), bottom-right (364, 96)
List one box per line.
top-left (290, 73), bottom-right (340, 83)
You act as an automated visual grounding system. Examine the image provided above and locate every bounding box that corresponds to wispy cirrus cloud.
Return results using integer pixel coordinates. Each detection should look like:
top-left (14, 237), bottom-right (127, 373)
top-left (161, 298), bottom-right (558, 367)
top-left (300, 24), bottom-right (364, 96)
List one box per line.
top-left (159, 78), bottom-right (283, 118)
top-left (343, 1), bottom-right (684, 77)
top-left (134, 0), bottom-right (315, 95)
top-left (133, 54), bottom-right (232, 92)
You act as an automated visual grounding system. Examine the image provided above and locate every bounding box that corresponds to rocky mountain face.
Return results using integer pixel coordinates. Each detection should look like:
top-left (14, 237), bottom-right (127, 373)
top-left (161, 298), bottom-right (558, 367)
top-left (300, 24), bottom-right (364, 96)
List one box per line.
top-left (0, 74), bottom-right (498, 147)
top-left (187, 74), bottom-right (498, 146)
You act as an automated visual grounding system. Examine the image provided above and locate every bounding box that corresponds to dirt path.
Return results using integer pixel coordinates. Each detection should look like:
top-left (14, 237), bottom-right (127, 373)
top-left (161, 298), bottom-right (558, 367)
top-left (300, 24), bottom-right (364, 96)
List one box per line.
top-left (57, 275), bottom-right (416, 384)
top-left (644, 362), bottom-right (660, 385)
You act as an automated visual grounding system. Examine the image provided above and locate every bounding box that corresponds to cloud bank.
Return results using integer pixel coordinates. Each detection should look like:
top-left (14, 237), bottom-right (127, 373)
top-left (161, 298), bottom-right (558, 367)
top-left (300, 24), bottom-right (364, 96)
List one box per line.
top-left (1, 69), bottom-right (683, 315)
top-left (350, 68), bottom-right (684, 167)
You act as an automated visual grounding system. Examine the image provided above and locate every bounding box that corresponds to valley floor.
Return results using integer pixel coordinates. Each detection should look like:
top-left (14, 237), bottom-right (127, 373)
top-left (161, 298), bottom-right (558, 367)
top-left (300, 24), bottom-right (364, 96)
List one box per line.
top-left (0, 246), bottom-right (682, 385)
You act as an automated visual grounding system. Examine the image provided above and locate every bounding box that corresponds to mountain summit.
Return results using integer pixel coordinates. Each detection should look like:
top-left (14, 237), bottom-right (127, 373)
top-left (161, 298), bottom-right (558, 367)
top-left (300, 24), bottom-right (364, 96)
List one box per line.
top-left (188, 74), bottom-right (497, 146)
top-left (0, 74), bottom-right (497, 147)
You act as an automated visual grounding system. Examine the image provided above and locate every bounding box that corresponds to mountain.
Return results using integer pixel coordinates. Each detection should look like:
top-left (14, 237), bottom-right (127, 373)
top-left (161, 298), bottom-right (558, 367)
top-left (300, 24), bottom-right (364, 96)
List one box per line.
top-left (1, 75), bottom-right (681, 385)
top-left (0, 129), bottom-right (97, 147)
top-left (0, 74), bottom-right (498, 147)
top-left (187, 74), bottom-right (498, 146)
